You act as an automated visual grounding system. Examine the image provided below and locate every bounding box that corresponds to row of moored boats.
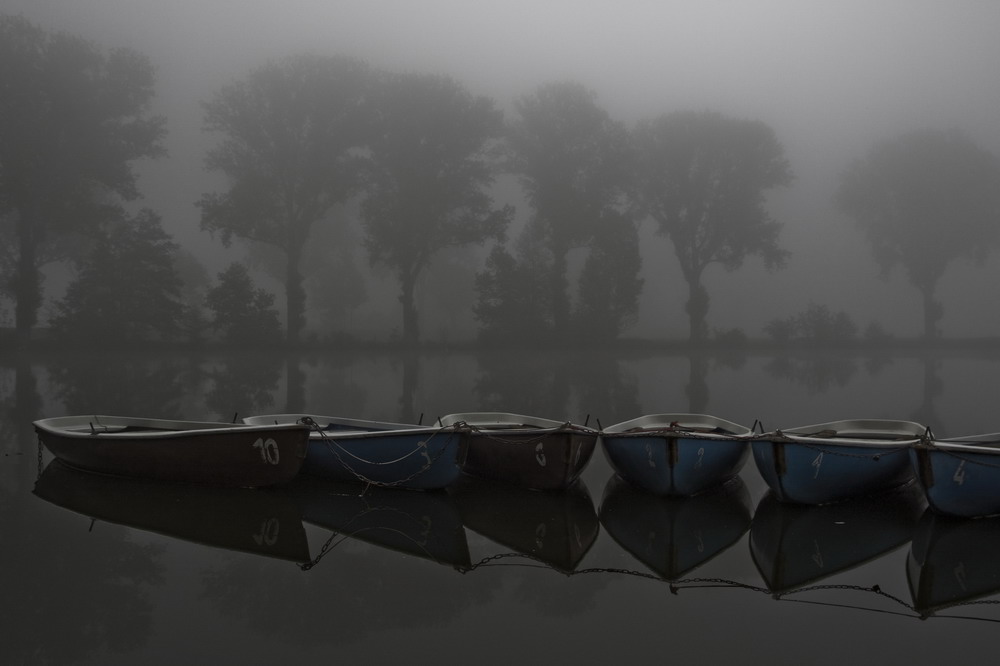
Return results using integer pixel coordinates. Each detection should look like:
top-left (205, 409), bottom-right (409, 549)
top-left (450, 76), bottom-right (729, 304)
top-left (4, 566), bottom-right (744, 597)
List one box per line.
top-left (31, 411), bottom-right (1000, 519)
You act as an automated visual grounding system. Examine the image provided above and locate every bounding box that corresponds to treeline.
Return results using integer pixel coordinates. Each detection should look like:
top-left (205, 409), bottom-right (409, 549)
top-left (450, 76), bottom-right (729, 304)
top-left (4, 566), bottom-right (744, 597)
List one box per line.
top-left (3, 14), bottom-right (1000, 349)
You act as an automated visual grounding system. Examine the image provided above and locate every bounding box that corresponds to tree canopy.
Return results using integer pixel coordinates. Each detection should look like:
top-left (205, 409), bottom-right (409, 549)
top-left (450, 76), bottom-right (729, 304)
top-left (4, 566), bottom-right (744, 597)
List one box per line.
top-left (49, 209), bottom-right (184, 345)
top-left (0, 14), bottom-right (165, 343)
top-left (494, 81), bottom-right (637, 339)
top-left (198, 53), bottom-right (372, 344)
top-left (360, 71), bottom-right (512, 344)
top-left (836, 128), bottom-right (1000, 338)
top-left (205, 262), bottom-right (282, 345)
top-left (634, 110), bottom-right (792, 342)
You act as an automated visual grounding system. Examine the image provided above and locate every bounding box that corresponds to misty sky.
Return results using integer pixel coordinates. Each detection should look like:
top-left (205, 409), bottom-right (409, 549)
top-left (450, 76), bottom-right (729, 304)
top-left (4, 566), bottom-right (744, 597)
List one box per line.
top-left (7, 0), bottom-right (1000, 338)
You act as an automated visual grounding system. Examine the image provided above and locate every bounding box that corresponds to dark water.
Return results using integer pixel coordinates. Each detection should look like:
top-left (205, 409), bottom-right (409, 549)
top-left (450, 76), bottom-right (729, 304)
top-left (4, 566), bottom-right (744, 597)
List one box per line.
top-left (3, 349), bottom-right (1000, 665)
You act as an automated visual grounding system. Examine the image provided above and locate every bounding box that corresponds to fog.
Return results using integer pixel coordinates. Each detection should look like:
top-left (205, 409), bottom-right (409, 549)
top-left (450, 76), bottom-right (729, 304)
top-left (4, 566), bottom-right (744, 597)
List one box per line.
top-left (7, 0), bottom-right (1000, 340)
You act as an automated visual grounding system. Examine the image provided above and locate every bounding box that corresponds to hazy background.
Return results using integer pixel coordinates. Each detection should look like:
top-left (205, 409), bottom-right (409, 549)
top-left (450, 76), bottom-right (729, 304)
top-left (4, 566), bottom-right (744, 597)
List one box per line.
top-left (7, 0), bottom-right (1000, 339)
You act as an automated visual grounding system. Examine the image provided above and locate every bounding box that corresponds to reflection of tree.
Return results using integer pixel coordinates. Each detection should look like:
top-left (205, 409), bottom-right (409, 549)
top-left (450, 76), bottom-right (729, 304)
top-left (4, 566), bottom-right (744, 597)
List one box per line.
top-left (399, 352), bottom-right (419, 424)
top-left (763, 353), bottom-right (858, 394)
top-left (48, 353), bottom-right (195, 417)
top-left (863, 350), bottom-right (894, 377)
top-left (911, 355), bottom-right (942, 429)
top-left (573, 356), bottom-right (640, 428)
top-left (474, 351), bottom-right (639, 425)
top-left (1, 491), bottom-right (164, 664)
top-left (303, 356), bottom-right (367, 421)
top-left (473, 352), bottom-right (572, 418)
top-left (687, 355), bottom-right (709, 414)
top-left (285, 355), bottom-right (306, 414)
top-left (204, 354), bottom-right (282, 421)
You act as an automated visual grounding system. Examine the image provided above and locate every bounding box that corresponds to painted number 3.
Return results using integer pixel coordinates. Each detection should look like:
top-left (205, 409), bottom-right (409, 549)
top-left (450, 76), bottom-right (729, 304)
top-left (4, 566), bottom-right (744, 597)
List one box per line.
top-left (253, 437), bottom-right (281, 465)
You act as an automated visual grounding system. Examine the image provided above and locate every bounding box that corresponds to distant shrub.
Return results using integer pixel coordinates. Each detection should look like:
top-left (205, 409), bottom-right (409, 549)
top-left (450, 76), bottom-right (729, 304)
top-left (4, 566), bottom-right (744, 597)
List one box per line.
top-left (205, 263), bottom-right (283, 345)
top-left (713, 327), bottom-right (747, 346)
top-left (765, 303), bottom-right (858, 344)
top-left (864, 321), bottom-right (894, 342)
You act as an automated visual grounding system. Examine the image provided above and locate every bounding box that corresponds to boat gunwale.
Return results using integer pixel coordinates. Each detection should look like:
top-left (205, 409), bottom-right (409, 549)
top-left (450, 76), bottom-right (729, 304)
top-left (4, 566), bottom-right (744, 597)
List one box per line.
top-left (436, 411), bottom-right (598, 435)
top-left (600, 413), bottom-right (752, 439)
top-left (34, 415), bottom-right (309, 439)
top-left (758, 419), bottom-right (928, 448)
top-left (924, 433), bottom-right (1000, 454)
top-left (243, 413), bottom-right (449, 440)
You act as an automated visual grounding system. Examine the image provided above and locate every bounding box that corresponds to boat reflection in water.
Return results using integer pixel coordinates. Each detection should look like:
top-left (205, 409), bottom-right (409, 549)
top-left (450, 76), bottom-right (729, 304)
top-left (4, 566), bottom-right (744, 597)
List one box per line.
top-left (750, 482), bottom-right (924, 594)
top-left (449, 476), bottom-right (599, 573)
top-left (33, 459), bottom-right (311, 563)
top-left (599, 474), bottom-right (752, 580)
top-left (908, 510), bottom-right (1000, 616)
top-left (290, 476), bottom-right (471, 569)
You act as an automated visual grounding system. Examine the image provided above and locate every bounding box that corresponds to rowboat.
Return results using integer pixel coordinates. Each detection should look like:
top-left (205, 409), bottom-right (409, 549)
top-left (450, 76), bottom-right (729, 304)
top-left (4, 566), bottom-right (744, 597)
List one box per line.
top-left (290, 476), bottom-right (470, 570)
top-left (437, 412), bottom-right (598, 490)
top-left (449, 476), bottom-right (598, 572)
top-left (243, 414), bottom-right (465, 490)
top-left (34, 459), bottom-right (311, 562)
top-left (599, 474), bottom-right (751, 580)
top-left (751, 483), bottom-right (924, 594)
top-left (750, 419), bottom-right (927, 504)
top-left (907, 509), bottom-right (1000, 615)
top-left (910, 433), bottom-right (1000, 518)
top-left (600, 413), bottom-right (753, 496)
top-left (33, 415), bottom-right (310, 488)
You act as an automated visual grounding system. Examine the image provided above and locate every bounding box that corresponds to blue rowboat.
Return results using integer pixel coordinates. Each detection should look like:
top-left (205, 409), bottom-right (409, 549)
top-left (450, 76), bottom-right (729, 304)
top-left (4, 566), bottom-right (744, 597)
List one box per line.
top-left (751, 419), bottom-right (927, 504)
top-left (437, 412), bottom-right (598, 490)
top-left (911, 433), bottom-right (1000, 518)
top-left (243, 414), bottom-right (466, 490)
top-left (600, 413), bottom-right (753, 496)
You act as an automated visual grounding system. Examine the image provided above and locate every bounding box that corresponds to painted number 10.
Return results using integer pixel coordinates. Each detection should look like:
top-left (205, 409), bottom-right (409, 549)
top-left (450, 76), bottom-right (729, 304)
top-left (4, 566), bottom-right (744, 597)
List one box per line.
top-left (253, 437), bottom-right (280, 465)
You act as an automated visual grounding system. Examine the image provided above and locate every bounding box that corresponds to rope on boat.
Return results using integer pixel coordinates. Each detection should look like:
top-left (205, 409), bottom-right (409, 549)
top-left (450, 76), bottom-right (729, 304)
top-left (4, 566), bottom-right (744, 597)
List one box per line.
top-left (299, 417), bottom-right (456, 488)
top-left (784, 440), bottom-right (913, 461)
top-left (622, 426), bottom-right (750, 442)
top-left (453, 421), bottom-right (583, 446)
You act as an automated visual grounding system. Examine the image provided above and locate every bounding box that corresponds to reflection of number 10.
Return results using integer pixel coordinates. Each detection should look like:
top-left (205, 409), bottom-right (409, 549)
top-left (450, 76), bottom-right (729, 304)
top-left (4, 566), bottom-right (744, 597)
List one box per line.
top-left (253, 438), bottom-right (280, 465)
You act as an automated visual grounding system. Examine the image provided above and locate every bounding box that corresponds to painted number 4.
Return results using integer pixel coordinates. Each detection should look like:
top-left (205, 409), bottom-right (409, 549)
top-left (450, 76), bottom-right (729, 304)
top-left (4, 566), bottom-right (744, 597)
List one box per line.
top-left (253, 437), bottom-right (280, 465)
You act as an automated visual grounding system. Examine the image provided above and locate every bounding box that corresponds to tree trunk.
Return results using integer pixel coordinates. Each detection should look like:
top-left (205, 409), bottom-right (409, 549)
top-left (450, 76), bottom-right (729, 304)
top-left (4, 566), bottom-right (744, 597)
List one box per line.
top-left (399, 275), bottom-right (420, 345)
top-left (686, 276), bottom-right (710, 344)
top-left (285, 243), bottom-right (305, 345)
top-left (920, 285), bottom-right (942, 340)
top-left (686, 353), bottom-right (709, 413)
top-left (550, 248), bottom-right (570, 338)
top-left (14, 205), bottom-right (41, 346)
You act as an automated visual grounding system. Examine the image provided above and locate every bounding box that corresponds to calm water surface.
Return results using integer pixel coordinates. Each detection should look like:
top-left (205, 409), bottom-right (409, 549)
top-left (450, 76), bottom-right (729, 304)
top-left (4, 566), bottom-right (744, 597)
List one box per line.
top-left (3, 349), bottom-right (1000, 665)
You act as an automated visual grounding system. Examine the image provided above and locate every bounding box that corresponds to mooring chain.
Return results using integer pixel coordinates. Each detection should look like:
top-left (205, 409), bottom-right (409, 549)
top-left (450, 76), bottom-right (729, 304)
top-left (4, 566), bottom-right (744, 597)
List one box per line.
top-left (928, 445), bottom-right (1000, 470)
top-left (791, 440), bottom-right (913, 460)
